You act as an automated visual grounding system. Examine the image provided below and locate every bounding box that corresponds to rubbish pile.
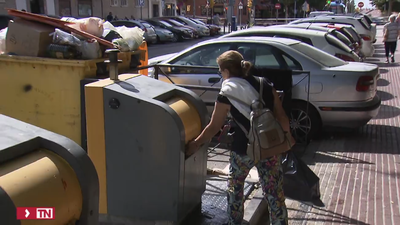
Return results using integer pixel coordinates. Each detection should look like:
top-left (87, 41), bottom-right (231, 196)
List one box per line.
top-left (0, 9), bottom-right (145, 60)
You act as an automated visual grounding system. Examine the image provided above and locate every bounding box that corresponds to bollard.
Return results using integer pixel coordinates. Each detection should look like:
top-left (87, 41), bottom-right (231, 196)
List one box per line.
top-left (105, 49), bottom-right (122, 81)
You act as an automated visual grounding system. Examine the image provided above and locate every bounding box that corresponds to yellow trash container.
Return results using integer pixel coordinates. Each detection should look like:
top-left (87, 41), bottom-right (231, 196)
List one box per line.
top-left (0, 52), bottom-right (143, 147)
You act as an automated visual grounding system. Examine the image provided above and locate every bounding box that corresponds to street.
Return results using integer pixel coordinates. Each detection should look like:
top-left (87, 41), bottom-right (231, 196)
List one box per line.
top-left (148, 36), bottom-right (218, 58)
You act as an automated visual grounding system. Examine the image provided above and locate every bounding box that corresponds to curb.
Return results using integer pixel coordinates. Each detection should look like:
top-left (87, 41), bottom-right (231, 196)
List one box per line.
top-left (243, 188), bottom-right (269, 225)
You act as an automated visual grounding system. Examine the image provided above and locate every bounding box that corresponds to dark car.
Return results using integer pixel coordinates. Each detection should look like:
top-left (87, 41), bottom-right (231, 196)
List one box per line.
top-left (145, 19), bottom-right (193, 41)
top-left (0, 15), bottom-right (13, 30)
top-left (159, 18), bottom-right (199, 38)
top-left (190, 18), bottom-right (220, 36)
top-left (111, 20), bottom-right (158, 44)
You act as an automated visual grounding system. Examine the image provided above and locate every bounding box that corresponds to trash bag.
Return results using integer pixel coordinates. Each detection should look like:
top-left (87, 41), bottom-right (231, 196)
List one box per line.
top-left (114, 26), bottom-right (144, 51)
top-left (282, 152), bottom-right (321, 202)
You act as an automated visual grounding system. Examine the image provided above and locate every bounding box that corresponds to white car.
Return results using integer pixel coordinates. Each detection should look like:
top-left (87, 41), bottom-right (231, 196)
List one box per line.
top-left (289, 16), bottom-right (375, 57)
top-left (220, 27), bottom-right (360, 62)
top-left (149, 37), bottom-right (381, 141)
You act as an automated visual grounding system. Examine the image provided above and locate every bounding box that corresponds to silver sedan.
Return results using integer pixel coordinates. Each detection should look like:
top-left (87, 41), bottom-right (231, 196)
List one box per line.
top-left (150, 37), bottom-right (381, 141)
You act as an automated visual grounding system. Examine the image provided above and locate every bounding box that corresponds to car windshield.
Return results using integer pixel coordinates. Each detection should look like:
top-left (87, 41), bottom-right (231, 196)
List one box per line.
top-left (168, 19), bottom-right (184, 26)
top-left (159, 20), bottom-right (172, 27)
top-left (291, 42), bottom-right (347, 67)
top-left (194, 19), bottom-right (206, 25)
top-left (142, 22), bottom-right (152, 28)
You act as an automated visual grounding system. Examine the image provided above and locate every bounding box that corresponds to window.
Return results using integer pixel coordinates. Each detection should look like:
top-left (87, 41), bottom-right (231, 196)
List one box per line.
top-left (78, 0), bottom-right (92, 17)
top-left (231, 43), bottom-right (302, 70)
top-left (291, 42), bottom-right (346, 67)
top-left (282, 55), bottom-right (302, 70)
top-left (121, 0), bottom-right (128, 7)
top-left (112, 21), bottom-right (140, 28)
top-left (171, 44), bottom-right (231, 67)
top-left (325, 33), bottom-right (352, 53)
top-left (273, 34), bottom-right (313, 45)
top-left (59, 0), bottom-right (71, 16)
top-left (110, 0), bottom-right (118, 6)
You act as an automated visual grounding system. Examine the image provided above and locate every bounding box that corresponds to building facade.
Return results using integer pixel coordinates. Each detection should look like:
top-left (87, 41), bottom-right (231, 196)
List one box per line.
top-left (0, 0), bottom-right (177, 20)
top-left (178, 0), bottom-right (249, 24)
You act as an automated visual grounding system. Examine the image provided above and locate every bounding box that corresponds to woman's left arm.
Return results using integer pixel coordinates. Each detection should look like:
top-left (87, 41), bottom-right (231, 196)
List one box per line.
top-left (186, 102), bottom-right (230, 155)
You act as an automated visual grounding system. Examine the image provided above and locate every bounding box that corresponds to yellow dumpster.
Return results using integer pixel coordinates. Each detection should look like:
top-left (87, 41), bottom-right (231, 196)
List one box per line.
top-left (0, 48), bottom-right (146, 147)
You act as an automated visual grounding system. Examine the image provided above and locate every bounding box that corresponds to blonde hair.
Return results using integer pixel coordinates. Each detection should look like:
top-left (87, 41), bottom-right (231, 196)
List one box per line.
top-left (216, 50), bottom-right (252, 78)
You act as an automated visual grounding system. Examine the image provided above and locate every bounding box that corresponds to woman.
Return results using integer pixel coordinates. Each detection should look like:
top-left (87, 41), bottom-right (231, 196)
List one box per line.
top-left (187, 50), bottom-right (293, 225)
top-left (383, 15), bottom-right (399, 63)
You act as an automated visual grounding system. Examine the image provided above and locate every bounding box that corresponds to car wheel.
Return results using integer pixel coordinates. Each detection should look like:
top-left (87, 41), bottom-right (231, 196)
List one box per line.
top-left (172, 33), bottom-right (178, 42)
top-left (290, 101), bottom-right (321, 144)
top-left (156, 36), bottom-right (162, 44)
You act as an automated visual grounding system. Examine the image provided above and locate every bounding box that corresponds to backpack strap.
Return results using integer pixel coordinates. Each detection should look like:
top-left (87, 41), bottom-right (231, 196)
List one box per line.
top-left (258, 77), bottom-right (266, 106)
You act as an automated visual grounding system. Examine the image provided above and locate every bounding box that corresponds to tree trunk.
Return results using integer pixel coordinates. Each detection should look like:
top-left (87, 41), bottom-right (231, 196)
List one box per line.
top-left (285, 6), bottom-right (288, 18)
top-left (389, 0), bottom-right (394, 15)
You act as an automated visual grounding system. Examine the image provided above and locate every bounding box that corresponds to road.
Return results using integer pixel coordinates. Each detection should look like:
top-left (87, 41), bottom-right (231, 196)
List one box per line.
top-left (147, 36), bottom-right (218, 58)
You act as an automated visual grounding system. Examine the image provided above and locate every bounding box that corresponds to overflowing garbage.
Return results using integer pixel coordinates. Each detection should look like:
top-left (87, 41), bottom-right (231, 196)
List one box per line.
top-left (0, 10), bottom-right (145, 60)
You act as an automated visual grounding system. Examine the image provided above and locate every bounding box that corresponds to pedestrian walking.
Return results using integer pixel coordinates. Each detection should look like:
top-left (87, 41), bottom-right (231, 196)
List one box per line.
top-left (106, 12), bottom-right (113, 22)
top-left (383, 15), bottom-right (399, 63)
top-left (186, 50), bottom-right (294, 225)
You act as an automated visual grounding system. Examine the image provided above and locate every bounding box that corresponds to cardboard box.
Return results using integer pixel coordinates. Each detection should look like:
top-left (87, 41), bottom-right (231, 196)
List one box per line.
top-left (6, 18), bottom-right (54, 57)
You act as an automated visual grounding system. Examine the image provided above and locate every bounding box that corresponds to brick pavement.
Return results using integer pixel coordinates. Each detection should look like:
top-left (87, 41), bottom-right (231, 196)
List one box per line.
top-left (285, 27), bottom-right (400, 225)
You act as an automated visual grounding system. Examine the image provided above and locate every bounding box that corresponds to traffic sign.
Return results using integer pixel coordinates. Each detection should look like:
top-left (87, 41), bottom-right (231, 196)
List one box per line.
top-left (239, 2), bottom-right (243, 9)
top-left (358, 2), bottom-right (364, 8)
top-left (275, 3), bottom-right (281, 9)
top-left (139, 0), bottom-right (144, 7)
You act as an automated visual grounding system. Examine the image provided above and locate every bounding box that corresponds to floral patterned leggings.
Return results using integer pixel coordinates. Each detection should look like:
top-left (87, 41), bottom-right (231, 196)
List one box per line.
top-left (227, 151), bottom-right (288, 225)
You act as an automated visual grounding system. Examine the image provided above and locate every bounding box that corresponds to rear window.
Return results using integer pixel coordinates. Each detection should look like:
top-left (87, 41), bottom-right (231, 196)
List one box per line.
top-left (345, 27), bottom-right (361, 42)
top-left (358, 17), bottom-right (371, 30)
top-left (331, 30), bottom-right (352, 46)
top-left (291, 42), bottom-right (347, 67)
top-left (325, 33), bottom-right (352, 53)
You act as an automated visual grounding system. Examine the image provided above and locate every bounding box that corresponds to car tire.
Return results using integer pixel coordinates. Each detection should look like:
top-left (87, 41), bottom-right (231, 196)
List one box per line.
top-left (290, 101), bottom-right (321, 144)
top-left (172, 33), bottom-right (178, 42)
top-left (156, 36), bottom-right (163, 44)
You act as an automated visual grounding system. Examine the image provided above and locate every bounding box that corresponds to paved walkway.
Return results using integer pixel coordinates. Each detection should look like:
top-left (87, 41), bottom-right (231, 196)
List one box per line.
top-left (285, 27), bottom-right (400, 225)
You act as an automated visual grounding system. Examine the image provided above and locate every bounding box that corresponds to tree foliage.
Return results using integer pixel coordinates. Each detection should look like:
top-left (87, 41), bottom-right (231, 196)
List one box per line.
top-left (371, 0), bottom-right (400, 13)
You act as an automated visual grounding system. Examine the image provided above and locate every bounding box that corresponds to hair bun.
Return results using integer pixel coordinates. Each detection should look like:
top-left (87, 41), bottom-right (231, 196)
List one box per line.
top-left (241, 60), bottom-right (245, 68)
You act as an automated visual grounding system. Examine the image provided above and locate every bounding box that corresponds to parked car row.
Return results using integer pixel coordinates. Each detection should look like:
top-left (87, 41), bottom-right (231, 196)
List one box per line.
top-left (110, 16), bottom-right (220, 45)
top-left (147, 13), bottom-right (382, 142)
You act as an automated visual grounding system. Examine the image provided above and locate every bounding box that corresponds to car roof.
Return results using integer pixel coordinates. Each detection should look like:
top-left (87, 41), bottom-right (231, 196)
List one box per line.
top-left (231, 26), bottom-right (328, 37)
top-left (204, 36), bottom-right (301, 45)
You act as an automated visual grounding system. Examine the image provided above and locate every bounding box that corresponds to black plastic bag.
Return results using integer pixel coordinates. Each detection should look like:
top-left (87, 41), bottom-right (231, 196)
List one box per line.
top-left (282, 152), bottom-right (321, 202)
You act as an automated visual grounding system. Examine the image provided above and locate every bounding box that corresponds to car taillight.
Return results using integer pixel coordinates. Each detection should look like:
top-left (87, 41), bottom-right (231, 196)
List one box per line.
top-left (360, 34), bottom-right (371, 41)
top-left (356, 76), bottom-right (374, 92)
top-left (143, 28), bottom-right (147, 32)
top-left (335, 54), bottom-right (355, 61)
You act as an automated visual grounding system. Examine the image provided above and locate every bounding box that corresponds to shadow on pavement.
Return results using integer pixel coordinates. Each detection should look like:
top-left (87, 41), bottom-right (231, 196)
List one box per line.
top-left (305, 124), bottom-right (400, 155)
top-left (373, 104), bottom-right (400, 119)
top-left (377, 90), bottom-right (395, 101)
top-left (379, 68), bottom-right (389, 74)
top-left (377, 78), bottom-right (390, 86)
top-left (288, 205), bottom-right (369, 225)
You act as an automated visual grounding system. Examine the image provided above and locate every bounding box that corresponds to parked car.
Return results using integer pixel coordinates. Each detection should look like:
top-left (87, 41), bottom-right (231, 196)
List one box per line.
top-left (190, 18), bottom-right (220, 36)
top-left (220, 27), bottom-right (360, 62)
top-left (137, 20), bottom-right (174, 43)
top-left (159, 18), bottom-right (199, 38)
top-left (280, 24), bottom-right (360, 56)
top-left (145, 19), bottom-right (194, 41)
top-left (371, 17), bottom-right (386, 25)
top-left (289, 16), bottom-right (375, 57)
top-left (111, 20), bottom-right (157, 44)
top-left (162, 16), bottom-right (210, 37)
top-left (149, 37), bottom-right (381, 141)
